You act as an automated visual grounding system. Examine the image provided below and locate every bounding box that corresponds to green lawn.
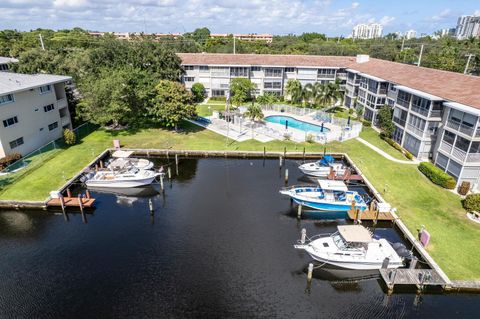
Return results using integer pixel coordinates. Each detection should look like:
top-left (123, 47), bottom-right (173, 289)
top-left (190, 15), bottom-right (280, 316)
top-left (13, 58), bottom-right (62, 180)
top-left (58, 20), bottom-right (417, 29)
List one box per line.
top-left (359, 127), bottom-right (408, 161)
top-left (196, 104), bottom-right (226, 117)
top-left (327, 106), bottom-right (353, 119)
top-left (0, 122), bottom-right (478, 280)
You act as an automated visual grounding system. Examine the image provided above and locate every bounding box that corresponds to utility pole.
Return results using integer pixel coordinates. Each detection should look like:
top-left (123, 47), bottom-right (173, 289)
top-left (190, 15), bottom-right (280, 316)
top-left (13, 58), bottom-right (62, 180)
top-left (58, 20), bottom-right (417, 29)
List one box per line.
top-left (417, 44), bottom-right (424, 67)
top-left (400, 36), bottom-right (405, 51)
top-left (233, 35), bottom-right (236, 54)
top-left (464, 54), bottom-right (475, 74)
top-left (39, 34), bottom-right (45, 51)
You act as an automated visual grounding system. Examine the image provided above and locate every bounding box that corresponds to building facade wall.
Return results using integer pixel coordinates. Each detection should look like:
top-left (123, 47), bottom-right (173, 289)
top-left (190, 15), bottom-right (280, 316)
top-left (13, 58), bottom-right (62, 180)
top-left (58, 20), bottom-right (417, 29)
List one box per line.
top-left (0, 82), bottom-right (71, 157)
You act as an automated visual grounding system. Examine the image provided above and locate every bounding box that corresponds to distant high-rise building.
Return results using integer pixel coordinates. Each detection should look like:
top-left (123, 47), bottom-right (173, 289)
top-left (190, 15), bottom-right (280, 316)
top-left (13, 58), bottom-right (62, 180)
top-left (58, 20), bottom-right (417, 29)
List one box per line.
top-left (404, 30), bottom-right (417, 39)
top-left (351, 23), bottom-right (383, 39)
top-left (455, 15), bottom-right (480, 39)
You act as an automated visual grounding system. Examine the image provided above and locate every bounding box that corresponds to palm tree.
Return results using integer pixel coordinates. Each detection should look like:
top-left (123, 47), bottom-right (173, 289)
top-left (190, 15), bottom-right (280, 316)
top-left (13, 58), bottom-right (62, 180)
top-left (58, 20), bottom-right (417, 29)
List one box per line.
top-left (326, 79), bottom-right (344, 106)
top-left (244, 104), bottom-right (264, 139)
top-left (256, 92), bottom-right (277, 109)
top-left (302, 83), bottom-right (318, 106)
top-left (285, 79), bottom-right (302, 104)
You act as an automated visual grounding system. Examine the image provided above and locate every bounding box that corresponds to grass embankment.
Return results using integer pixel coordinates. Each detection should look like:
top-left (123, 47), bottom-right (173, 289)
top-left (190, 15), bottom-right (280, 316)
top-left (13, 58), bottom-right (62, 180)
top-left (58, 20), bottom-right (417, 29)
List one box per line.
top-left (359, 127), bottom-right (407, 161)
top-left (0, 122), bottom-right (478, 280)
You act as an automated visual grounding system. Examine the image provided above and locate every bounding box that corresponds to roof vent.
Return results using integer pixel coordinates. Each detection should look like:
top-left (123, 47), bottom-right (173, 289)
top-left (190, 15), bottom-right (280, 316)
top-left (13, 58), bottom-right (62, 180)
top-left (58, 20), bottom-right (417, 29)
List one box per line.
top-left (356, 54), bottom-right (370, 64)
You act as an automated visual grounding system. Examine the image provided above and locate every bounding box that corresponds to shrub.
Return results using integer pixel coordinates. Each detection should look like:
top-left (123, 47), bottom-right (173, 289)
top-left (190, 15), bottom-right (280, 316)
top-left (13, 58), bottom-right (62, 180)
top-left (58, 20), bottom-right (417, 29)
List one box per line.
top-left (306, 133), bottom-right (315, 143)
top-left (63, 128), bottom-right (76, 145)
top-left (418, 162), bottom-right (456, 189)
top-left (348, 108), bottom-right (354, 115)
top-left (404, 151), bottom-right (414, 160)
top-left (0, 152), bottom-right (22, 169)
top-left (191, 83), bottom-right (206, 103)
top-left (463, 193), bottom-right (480, 211)
top-left (458, 181), bottom-right (471, 196)
top-left (362, 120), bottom-right (371, 127)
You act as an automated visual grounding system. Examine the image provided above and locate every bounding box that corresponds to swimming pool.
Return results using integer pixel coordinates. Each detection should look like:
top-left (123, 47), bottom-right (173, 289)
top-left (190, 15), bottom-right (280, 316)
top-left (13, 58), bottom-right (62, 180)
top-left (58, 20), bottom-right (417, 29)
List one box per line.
top-left (264, 115), bottom-right (330, 133)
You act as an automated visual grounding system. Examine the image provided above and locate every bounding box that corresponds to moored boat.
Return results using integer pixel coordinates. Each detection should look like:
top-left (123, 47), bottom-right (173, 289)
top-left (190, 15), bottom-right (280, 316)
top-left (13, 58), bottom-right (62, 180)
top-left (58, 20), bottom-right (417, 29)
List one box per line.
top-left (85, 167), bottom-right (160, 188)
top-left (107, 150), bottom-right (154, 171)
top-left (298, 155), bottom-right (346, 177)
top-left (280, 180), bottom-right (368, 212)
top-left (294, 225), bottom-right (405, 270)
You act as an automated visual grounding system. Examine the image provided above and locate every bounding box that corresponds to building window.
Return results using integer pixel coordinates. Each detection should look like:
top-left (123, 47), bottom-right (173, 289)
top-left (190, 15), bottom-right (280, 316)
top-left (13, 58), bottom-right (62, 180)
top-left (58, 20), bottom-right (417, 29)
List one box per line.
top-left (3, 116), bottom-right (18, 127)
top-left (48, 122), bottom-right (58, 131)
top-left (264, 82), bottom-right (282, 89)
top-left (39, 85), bottom-right (52, 94)
top-left (0, 94), bottom-right (14, 105)
top-left (184, 77), bottom-right (195, 82)
top-left (211, 90), bottom-right (225, 97)
top-left (284, 67), bottom-right (295, 73)
top-left (317, 69), bottom-right (335, 77)
top-left (59, 107), bottom-right (68, 118)
top-left (264, 68), bottom-right (282, 77)
top-left (9, 137), bottom-right (24, 149)
top-left (251, 66), bottom-right (261, 72)
top-left (0, 64), bottom-right (9, 71)
top-left (183, 65), bottom-right (194, 70)
top-left (443, 130), bottom-right (456, 145)
top-left (199, 65), bottom-right (209, 72)
top-left (44, 104), bottom-right (55, 112)
top-left (230, 67), bottom-right (249, 77)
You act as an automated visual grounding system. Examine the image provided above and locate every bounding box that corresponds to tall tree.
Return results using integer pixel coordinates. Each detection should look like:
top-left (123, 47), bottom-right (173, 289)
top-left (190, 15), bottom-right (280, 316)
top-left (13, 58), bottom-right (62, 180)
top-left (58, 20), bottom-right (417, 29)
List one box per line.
top-left (377, 105), bottom-right (395, 137)
top-left (191, 83), bottom-right (206, 103)
top-left (149, 80), bottom-right (196, 130)
top-left (244, 104), bottom-right (264, 138)
top-left (285, 79), bottom-right (302, 103)
top-left (230, 78), bottom-right (256, 108)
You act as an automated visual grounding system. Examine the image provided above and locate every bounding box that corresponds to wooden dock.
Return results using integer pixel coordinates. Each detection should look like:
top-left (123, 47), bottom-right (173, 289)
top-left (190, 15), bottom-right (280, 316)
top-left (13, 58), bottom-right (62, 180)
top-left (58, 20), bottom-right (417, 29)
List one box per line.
top-left (380, 268), bottom-right (447, 293)
top-left (347, 208), bottom-right (395, 221)
top-left (47, 197), bottom-right (95, 208)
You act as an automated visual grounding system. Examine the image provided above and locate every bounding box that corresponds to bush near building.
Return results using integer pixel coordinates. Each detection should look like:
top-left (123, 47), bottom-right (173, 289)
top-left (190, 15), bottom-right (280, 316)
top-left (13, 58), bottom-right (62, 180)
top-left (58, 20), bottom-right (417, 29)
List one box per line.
top-left (463, 193), bottom-right (480, 211)
top-left (63, 128), bottom-right (77, 145)
top-left (0, 153), bottom-right (22, 170)
top-left (418, 162), bottom-right (456, 189)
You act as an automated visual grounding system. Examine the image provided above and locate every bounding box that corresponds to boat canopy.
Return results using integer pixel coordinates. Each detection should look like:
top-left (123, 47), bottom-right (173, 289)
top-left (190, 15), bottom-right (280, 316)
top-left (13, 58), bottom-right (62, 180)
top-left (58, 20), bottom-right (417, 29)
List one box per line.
top-left (318, 180), bottom-right (348, 192)
top-left (319, 155), bottom-right (335, 165)
top-left (337, 225), bottom-right (372, 243)
top-left (111, 150), bottom-right (134, 158)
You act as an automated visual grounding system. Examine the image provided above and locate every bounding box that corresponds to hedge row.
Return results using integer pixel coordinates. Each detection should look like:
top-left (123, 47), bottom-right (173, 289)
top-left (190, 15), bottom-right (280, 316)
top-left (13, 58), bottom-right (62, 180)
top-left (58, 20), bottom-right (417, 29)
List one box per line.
top-left (381, 135), bottom-right (414, 160)
top-left (418, 162), bottom-right (456, 189)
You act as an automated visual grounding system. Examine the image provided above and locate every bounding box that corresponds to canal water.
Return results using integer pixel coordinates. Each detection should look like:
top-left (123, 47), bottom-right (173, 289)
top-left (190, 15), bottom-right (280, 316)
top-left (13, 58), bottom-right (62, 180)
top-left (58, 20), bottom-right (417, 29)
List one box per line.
top-left (0, 158), bottom-right (478, 318)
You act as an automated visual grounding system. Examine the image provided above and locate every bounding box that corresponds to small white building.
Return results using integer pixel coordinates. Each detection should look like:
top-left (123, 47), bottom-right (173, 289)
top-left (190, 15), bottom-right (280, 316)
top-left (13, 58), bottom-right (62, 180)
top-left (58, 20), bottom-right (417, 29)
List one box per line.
top-left (404, 30), bottom-right (417, 39)
top-left (0, 72), bottom-right (72, 157)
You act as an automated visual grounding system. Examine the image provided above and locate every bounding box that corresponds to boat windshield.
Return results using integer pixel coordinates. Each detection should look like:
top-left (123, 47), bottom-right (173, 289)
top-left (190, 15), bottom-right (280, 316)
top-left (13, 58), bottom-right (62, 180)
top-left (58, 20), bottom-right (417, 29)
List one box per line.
top-left (332, 233), bottom-right (347, 250)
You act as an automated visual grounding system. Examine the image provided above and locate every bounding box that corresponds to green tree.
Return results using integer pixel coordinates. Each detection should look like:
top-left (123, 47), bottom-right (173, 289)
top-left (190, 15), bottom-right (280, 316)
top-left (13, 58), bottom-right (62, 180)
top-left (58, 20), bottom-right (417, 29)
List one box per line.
top-left (149, 80), bottom-right (196, 130)
top-left (256, 92), bottom-right (277, 108)
top-left (77, 67), bottom-right (154, 127)
top-left (377, 105), bottom-right (395, 137)
top-left (285, 79), bottom-right (302, 103)
top-left (244, 104), bottom-right (264, 138)
top-left (191, 83), bottom-right (206, 103)
top-left (230, 78), bottom-right (256, 108)
top-left (185, 27), bottom-right (211, 44)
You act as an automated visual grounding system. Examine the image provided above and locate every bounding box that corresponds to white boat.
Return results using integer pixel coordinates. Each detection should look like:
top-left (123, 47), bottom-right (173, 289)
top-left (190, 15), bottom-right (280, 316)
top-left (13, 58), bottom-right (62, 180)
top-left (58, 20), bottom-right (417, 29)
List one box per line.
top-left (279, 180), bottom-right (368, 212)
top-left (298, 155), bottom-right (346, 177)
top-left (294, 225), bottom-right (404, 270)
top-left (85, 167), bottom-right (160, 188)
top-left (107, 150), bottom-right (154, 171)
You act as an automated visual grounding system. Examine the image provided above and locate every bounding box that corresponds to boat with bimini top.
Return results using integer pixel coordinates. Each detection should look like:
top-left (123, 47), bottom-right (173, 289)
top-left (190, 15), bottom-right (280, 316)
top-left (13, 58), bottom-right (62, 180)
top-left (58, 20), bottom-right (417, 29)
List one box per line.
top-left (294, 225), bottom-right (405, 270)
top-left (298, 155), bottom-right (346, 177)
top-left (280, 180), bottom-right (368, 212)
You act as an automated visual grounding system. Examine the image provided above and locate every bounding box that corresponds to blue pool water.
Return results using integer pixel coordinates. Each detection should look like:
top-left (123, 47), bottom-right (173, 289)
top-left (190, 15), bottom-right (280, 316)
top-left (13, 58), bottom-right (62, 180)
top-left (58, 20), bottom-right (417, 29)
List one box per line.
top-left (264, 115), bottom-right (330, 133)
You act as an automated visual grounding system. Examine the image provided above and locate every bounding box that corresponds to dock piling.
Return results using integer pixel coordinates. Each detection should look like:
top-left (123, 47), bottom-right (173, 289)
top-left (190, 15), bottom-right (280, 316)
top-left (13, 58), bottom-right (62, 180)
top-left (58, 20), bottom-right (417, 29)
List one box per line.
top-left (160, 174), bottom-right (164, 192)
top-left (168, 167), bottom-right (172, 180)
top-left (59, 194), bottom-right (66, 218)
top-left (301, 228), bottom-right (306, 244)
top-left (284, 169), bottom-right (289, 184)
top-left (283, 147), bottom-right (286, 158)
top-left (297, 204), bottom-right (302, 219)
top-left (175, 154), bottom-right (179, 176)
top-left (303, 147), bottom-right (305, 161)
top-left (66, 188), bottom-right (72, 198)
top-left (263, 147), bottom-right (266, 158)
top-left (99, 160), bottom-right (104, 169)
top-left (307, 263), bottom-right (313, 282)
top-left (279, 156), bottom-right (283, 169)
top-left (149, 199), bottom-right (154, 215)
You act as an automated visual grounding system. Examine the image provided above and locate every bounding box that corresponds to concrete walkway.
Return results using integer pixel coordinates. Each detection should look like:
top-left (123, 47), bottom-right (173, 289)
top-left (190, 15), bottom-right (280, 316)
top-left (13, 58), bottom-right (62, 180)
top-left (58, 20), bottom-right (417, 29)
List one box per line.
top-left (356, 137), bottom-right (420, 165)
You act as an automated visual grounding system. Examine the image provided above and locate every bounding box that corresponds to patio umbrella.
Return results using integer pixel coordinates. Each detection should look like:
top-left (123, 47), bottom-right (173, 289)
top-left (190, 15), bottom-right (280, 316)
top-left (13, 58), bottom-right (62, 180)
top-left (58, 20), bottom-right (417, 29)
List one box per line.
top-left (348, 116), bottom-right (351, 125)
top-left (321, 122), bottom-right (324, 132)
top-left (285, 120), bottom-right (289, 130)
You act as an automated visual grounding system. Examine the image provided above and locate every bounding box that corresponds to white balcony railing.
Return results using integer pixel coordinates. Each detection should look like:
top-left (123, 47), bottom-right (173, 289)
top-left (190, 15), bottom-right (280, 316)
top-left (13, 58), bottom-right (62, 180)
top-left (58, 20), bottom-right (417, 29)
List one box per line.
top-left (439, 141), bottom-right (453, 154)
top-left (452, 147), bottom-right (467, 162)
top-left (466, 153), bottom-right (480, 163)
top-left (407, 124), bottom-right (425, 138)
top-left (56, 98), bottom-right (67, 108)
top-left (446, 120), bottom-right (475, 136)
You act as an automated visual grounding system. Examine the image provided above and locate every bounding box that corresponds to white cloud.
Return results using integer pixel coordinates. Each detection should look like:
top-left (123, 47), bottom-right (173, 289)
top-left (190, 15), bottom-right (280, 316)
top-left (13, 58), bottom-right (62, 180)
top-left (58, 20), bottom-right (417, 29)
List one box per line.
top-left (431, 9), bottom-right (452, 22)
top-left (53, 0), bottom-right (89, 7)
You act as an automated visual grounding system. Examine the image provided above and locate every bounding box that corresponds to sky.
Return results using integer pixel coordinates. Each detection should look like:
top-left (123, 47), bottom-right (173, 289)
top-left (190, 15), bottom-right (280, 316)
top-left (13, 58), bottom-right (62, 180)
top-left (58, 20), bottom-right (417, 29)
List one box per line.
top-left (0, 0), bottom-right (479, 36)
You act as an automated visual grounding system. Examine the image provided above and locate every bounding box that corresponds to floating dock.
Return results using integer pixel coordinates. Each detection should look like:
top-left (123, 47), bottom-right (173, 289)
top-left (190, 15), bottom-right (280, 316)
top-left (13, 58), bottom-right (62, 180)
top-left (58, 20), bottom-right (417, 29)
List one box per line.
top-left (347, 208), bottom-right (395, 221)
top-left (47, 197), bottom-right (95, 208)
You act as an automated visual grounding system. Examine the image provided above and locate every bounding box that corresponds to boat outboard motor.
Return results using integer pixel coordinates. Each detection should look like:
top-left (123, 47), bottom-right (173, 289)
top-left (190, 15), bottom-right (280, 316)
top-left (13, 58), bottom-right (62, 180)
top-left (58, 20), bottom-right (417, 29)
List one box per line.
top-left (392, 242), bottom-right (406, 250)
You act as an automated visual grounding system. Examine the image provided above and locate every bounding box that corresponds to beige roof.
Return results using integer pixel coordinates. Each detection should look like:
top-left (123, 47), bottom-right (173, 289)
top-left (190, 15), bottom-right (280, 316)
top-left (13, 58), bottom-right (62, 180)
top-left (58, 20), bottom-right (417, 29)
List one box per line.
top-left (337, 225), bottom-right (372, 243)
top-left (177, 53), bottom-right (480, 110)
top-left (0, 72), bottom-right (71, 95)
top-left (177, 53), bottom-right (355, 67)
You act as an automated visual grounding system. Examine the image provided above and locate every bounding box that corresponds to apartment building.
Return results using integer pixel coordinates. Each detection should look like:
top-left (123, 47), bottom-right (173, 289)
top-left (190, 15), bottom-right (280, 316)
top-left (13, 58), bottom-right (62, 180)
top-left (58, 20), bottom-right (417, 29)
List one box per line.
top-left (0, 72), bottom-right (72, 157)
top-left (455, 15), bottom-right (480, 40)
top-left (404, 30), bottom-right (417, 39)
top-left (179, 53), bottom-right (349, 98)
top-left (178, 52), bottom-right (480, 190)
top-left (351, 23), bottom-right (383, 39)
top-left (0, 57), bottom-right (18, 72)
top-left (210, 33), bottom-right (273, 43)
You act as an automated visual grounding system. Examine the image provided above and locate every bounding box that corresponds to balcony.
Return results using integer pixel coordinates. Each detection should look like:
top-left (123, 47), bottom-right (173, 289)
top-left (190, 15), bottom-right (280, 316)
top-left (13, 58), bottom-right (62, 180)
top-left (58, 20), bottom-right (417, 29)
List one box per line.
top-left (430, 109), bottom-right (442, 118)
top-left (452, 147), bottom-right (467, 162)
top-left (336, 72), bottom-right (347, 79)
top-left (466, 153), bottom-right (480, 163)
top-left (445, 120), bottom-right (475, 136)
top-left (378, 88), bottom-right (387, 95)
top-left (387, 90), bottom-right (397, 100)
top-left (56, 98), bottom-right (67, 108)
top-left (439, 141), bottom-right (453, 154)
top-left (396, 99), bottom-right (410, 109)
top-left (406, 124), bottom-right (425, 138)
top-left (411, 105), bottom-right (429, 117)
top-left (393, 116), bottom-right (406, 127)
